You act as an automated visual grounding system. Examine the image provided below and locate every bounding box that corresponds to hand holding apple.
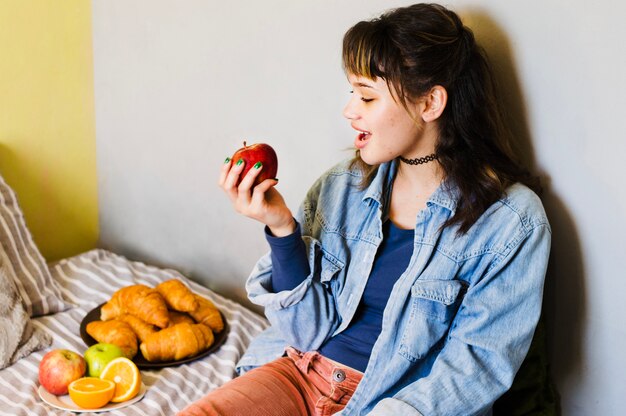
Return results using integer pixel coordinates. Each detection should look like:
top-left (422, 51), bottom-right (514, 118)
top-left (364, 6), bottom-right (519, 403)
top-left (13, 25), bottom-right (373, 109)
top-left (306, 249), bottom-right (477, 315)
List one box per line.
top-left (230, 141), bottom-right (278, 187)
top-left (84, 343), bottom-right (126, 377)
top-left (39, 349), bottom-right (87, 395)
top-left (221, 141), bottom-right (294, 236)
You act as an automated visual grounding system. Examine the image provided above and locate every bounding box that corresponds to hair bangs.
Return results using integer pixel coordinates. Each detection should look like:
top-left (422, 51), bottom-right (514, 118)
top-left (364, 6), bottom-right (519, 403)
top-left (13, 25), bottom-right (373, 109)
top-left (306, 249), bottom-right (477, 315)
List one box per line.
top-left (342, 21), bottom-right (388, 80)
top-left (343, 20), bottom-right (408, 108)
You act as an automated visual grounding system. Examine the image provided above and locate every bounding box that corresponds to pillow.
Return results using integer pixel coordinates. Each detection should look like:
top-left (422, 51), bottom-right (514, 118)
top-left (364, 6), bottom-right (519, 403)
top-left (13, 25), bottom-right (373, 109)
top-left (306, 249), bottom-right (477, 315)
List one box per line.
top-left (0, 174), bottom-right (72, 317)
top-left (0, 257), bottom-right (52, 369)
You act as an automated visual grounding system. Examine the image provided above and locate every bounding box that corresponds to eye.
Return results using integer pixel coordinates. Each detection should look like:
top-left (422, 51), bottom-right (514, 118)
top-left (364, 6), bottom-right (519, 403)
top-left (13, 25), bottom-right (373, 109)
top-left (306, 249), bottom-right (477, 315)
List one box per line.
top-left (349, 90), bottom-right (373, 103)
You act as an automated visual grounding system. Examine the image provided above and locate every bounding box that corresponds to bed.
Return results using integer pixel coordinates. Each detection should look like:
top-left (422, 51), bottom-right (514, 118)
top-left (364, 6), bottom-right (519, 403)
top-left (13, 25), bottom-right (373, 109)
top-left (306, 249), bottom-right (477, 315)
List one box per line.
top-left (0, 175), bottom-right (269, 415)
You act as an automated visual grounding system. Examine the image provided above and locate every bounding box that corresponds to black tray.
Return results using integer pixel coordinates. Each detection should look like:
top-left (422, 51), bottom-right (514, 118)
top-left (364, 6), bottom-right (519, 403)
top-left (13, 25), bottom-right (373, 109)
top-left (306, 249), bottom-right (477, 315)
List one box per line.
top-left (79, 303), bottom-right (228, 368)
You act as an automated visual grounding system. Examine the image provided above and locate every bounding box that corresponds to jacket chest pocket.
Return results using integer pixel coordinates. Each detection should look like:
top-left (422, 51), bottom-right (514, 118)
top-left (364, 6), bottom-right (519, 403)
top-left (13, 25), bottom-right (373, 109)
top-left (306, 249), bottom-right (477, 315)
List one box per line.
top-left (319, 251), bottom-right (344, 284)
top-left (399, 279), bottom-right (465, 362)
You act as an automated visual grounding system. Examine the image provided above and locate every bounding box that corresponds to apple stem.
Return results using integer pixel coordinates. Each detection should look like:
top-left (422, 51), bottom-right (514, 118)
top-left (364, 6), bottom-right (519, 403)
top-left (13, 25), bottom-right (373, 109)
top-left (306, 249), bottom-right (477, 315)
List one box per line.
top-left (243, 140), bottom-right (247, 147)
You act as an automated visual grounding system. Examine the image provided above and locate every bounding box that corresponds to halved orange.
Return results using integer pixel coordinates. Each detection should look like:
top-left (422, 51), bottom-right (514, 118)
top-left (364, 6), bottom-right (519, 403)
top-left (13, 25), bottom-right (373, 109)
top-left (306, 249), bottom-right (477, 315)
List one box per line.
top-left (99, 357), bottom-right (142, 403)
top-left (68, 377), bottom-right (115, 409)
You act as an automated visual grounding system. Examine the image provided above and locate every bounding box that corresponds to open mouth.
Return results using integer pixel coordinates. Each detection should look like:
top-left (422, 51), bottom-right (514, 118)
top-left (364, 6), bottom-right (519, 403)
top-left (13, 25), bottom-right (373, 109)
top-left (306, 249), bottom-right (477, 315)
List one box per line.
top-left (354, 129), bottom-right (371, 149)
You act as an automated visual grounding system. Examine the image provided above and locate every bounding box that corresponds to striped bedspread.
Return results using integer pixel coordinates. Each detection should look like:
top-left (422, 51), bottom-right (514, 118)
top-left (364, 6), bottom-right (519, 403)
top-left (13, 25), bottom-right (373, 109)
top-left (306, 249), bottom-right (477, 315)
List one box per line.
top-left (0, 249), bottom-right (269, 415)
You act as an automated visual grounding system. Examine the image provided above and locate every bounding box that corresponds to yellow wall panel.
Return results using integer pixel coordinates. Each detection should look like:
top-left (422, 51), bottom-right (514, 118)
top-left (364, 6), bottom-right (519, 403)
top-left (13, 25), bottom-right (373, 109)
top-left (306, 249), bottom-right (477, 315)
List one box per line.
top-left (0, 1), bottom-right (98, 260)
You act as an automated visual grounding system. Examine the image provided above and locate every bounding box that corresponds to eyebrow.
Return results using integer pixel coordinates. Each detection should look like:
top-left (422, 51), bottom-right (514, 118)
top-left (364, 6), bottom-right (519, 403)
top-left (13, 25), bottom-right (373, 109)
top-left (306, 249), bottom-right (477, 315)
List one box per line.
top-left (354, 82), bottom-right (375, 89)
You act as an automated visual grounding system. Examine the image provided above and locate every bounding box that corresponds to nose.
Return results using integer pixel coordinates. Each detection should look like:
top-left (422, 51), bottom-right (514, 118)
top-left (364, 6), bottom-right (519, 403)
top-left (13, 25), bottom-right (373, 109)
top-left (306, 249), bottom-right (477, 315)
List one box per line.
top-left (342, 96), bottom-right (360, 121)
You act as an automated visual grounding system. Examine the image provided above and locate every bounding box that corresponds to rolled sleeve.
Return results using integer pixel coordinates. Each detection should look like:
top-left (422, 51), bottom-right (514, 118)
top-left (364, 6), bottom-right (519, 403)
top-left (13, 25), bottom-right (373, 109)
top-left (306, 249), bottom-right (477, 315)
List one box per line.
top-left (367, 398), bottom-right (425, 415)
top-left (245, 233), bottom-right (319, 311)
top-left (245, 235), bottom-right (340, 351)
top-left (265, 221), bottom-right (311, 292)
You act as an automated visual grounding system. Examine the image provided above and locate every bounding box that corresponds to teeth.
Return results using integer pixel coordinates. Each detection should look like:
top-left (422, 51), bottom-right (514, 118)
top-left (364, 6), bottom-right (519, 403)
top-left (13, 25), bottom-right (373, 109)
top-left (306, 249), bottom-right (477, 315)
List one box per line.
top-left (353, 126), bottom-right (369, 134)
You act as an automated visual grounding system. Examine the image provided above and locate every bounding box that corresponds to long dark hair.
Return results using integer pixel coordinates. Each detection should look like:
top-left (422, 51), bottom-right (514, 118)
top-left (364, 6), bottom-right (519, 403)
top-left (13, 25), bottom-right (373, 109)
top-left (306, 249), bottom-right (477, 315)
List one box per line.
top-left (342, 3), bottom-right (540, 233)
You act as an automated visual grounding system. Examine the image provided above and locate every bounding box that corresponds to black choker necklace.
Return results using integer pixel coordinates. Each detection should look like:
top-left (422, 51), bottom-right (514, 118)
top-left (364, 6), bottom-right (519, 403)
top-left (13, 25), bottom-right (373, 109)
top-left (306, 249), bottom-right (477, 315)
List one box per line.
top-left (399, 153), bottom-right (438, 165)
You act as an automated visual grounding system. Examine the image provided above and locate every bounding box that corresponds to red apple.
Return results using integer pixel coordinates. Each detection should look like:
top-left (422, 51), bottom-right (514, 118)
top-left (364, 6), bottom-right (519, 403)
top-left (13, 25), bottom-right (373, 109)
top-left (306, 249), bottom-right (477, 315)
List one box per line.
top-left (39, 349), bottom-right (87, 395)
top-left (231, 141), bottom-right (278, 187)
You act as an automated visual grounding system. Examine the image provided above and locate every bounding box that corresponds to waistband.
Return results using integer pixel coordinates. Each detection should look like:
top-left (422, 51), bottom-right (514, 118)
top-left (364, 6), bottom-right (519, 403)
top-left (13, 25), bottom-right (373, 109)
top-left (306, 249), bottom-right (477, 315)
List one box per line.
top-left (285, 347), bottom-right (362, 391)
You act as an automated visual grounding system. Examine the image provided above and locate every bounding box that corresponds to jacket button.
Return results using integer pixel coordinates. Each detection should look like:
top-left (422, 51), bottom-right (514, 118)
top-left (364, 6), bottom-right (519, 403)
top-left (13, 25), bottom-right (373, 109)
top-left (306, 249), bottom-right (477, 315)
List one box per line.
top-left (332, 369), bottom-right (346, 382)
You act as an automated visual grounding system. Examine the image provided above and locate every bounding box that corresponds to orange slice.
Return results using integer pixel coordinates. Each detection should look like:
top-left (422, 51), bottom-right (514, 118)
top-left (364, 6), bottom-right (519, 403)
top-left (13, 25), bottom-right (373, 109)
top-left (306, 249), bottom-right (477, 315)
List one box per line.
top-left (68, 377), bottom-right (115, 409)
top-left (99, 357), bottom-right (142, 403)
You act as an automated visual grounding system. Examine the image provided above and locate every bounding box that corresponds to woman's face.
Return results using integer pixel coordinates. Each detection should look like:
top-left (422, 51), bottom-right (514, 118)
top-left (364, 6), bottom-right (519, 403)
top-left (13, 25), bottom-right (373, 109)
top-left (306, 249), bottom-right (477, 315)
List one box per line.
top-left (343, 74), bottom-right (434, 166)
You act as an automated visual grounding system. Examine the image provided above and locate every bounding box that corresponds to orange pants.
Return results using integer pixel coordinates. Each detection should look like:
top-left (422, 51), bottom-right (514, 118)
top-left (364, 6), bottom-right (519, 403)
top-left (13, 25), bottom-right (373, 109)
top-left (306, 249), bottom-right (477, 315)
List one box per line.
top-left (178, 348), bottom-right (363, 416)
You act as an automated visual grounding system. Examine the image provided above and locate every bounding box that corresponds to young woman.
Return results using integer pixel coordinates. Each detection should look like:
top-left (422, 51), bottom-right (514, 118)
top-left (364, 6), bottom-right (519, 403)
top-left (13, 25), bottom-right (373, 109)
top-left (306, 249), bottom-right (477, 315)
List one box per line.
top-left (181, 3), bottom-right (550, 415)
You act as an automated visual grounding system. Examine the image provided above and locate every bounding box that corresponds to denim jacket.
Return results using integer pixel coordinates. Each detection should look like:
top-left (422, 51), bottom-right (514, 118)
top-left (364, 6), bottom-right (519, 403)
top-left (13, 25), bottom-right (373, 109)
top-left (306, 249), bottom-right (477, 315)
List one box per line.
top-left (237, 158), bottom-right (551, 416)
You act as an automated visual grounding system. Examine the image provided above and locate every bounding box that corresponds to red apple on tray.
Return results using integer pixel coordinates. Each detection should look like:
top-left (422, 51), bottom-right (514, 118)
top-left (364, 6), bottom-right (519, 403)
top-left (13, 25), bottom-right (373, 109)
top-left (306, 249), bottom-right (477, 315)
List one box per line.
top-left (39, 349), bottom-right (87, 395)
top-left (231, 141), bottom-right (278, 186)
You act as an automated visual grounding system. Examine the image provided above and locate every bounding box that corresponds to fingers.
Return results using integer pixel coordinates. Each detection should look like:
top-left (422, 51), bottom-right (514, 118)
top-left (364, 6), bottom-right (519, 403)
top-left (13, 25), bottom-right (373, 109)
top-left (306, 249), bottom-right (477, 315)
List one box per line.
top-left (235, 163), bottom-right (267, 213)
top-left (237, 162), bottom-right (265, 192)
top-left (218, 157), bottom-right (232, 187)
top-left (221, 158), bottom-right (246, 200)
top-left (219, 157), bottom-right (270, 215)
top-left (218, 156), bottom-right (289, 227)
top-left (250, 178), bottom-right (278, 206)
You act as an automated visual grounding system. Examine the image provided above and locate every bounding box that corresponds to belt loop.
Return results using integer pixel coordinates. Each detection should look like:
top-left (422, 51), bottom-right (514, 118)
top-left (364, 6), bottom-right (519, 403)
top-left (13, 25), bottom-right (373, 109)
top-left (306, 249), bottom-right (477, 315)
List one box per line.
top-left (296, 351), bottom-right (317, 373)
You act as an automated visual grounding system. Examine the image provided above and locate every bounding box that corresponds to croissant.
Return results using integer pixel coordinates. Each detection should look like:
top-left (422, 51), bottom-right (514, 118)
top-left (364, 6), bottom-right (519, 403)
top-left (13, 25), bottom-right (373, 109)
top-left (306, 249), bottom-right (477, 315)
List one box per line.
top-left (168, 310), bottom-right (196, 327)
top-left (101, 284), bottom-right (169, 328)
top-left (86, 320), bottom-right (138, 359)
top-left (156, 279), bottom-right (198, 312)
top-left (117, 314), bottom-right (158, 343)
top-left (140, 323), bottom-right (214, 362)
top-left (189, 294), bottom-right (224, 333)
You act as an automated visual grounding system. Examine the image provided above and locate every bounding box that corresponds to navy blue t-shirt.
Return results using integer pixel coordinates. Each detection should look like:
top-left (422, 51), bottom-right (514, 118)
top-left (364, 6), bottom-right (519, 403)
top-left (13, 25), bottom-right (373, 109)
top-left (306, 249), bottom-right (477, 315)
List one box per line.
top-left (266, 220), bottom-right (414, 372)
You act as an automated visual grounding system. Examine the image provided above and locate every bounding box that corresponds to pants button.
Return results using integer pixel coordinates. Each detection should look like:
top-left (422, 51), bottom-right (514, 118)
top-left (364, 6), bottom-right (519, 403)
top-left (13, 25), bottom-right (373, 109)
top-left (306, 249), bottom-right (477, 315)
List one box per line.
top-left (332, 369), bottom-right (346, 382)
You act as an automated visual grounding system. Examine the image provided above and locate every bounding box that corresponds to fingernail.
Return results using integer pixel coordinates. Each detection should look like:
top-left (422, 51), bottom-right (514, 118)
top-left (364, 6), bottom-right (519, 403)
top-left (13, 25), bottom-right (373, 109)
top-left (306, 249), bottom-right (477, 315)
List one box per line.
top-left (253, 162), bottom-right (262, 169)
top-left (273, 178), bottom-right (279, 182)
top-left (236, 159), bottom-right (243, 166)
top-left (224, 157), bottom-right (231, 164)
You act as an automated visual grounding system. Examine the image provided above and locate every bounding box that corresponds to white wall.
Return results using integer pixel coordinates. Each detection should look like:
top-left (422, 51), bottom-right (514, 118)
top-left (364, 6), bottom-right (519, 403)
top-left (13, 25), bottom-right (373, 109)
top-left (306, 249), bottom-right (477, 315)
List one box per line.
top-left (92, 1), bottom-right (626, 414)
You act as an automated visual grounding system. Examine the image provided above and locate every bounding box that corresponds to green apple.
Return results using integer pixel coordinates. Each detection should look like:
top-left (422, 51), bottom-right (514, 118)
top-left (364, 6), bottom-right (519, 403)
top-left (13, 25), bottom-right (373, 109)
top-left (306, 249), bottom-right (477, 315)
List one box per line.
top-left (84, 343), bottom-right (125, 377)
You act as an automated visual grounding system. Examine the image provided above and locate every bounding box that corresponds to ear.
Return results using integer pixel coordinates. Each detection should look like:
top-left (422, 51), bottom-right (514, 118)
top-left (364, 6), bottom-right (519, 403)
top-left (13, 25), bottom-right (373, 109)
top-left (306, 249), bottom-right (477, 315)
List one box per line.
top-left (421, 85), bottom-right (448, 123)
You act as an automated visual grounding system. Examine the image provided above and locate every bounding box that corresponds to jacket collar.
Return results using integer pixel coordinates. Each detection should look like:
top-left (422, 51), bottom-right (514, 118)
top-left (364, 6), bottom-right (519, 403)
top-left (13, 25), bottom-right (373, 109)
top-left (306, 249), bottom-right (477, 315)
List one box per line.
top-left (362, 159), bottom-right (458, 214)
top-left (362, 161), bottom-right (395, 206)
top-left (428, 180), bottom-right (458, 214)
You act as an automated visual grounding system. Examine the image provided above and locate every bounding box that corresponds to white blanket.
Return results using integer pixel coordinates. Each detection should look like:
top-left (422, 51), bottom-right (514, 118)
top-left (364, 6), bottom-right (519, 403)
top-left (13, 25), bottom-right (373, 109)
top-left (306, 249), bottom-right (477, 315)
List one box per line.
top-left (0, 249), bottom-right (268, 415)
